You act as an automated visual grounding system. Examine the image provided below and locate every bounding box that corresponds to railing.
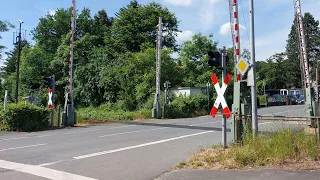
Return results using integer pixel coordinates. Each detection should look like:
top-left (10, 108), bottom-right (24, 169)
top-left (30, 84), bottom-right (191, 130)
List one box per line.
top-left (235, 114), bottom-right (320, 143)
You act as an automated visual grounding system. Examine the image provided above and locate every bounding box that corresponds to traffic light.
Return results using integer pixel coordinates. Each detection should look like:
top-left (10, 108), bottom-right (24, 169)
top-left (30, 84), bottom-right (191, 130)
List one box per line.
top-left (207, 50), bottom-right (222, 68)
top-left (44, 76), bottom-right (54, 89)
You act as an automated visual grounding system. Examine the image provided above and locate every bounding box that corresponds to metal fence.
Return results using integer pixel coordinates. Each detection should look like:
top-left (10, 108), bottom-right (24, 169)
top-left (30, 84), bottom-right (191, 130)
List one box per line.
top-left (236, 115), bottom-right (320, 143)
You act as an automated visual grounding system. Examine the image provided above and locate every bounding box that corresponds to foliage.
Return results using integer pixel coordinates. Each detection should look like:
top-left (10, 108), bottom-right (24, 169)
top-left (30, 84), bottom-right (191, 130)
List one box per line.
top-left (77, 104), bottom-right (152, 121)
top-left (164, 94), bottom-right (208, 119)
top-left (1, 0), bottom-right (319, 121)
top-left (254, 12), bottom-right (320, 90)
top-left (0, 103), bottom-right (50, 132)
top-left (285, 12), bottom-right (320, 88)
top-left (112, 1), bottom-right (179, 53)
top-left (0, 20), bottom-right (14, 58)
top-left (178, 33), bottom-right (218, 87)
top-left (178, 129), bottom-right (319, 170)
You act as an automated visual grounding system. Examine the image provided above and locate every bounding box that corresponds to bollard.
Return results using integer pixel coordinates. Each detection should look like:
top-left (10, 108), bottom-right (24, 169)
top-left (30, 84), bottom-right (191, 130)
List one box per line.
top-left (317, 118), bottom-right (320, 143)
top-left (58, 106), bottom-right (61, 128)
top-left (4, 90), bottom-right (8, 110)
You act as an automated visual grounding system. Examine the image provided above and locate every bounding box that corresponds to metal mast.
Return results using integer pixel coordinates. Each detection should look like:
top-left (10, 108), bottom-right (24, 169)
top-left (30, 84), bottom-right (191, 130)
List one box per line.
top-left (152, 17), bottom-right (163, 119)
top-left (230, 0), bottom-right (242, 143)
top-left (294, 0), bottom-right (313, 117)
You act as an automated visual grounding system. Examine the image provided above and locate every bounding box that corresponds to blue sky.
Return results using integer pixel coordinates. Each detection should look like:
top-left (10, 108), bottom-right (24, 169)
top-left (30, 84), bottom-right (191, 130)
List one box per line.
top-left (1, 0), bottom-right (319, 66)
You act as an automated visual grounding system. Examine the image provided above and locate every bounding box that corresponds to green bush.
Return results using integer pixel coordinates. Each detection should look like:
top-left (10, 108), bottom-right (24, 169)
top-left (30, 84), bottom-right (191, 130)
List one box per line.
top-left (0, 103), bottom-right (50, 132)
top-left (165, 94), bottom-right (208, 119)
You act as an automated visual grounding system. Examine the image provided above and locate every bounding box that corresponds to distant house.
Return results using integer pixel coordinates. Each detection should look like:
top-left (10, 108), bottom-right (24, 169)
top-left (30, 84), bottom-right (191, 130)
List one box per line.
top-left (170, 87), bottom-right (206, 97)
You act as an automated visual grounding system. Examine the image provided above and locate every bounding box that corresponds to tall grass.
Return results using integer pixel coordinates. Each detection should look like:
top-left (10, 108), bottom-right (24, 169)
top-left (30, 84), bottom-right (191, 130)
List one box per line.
top-left (181, 128), bottom-right (319, 169)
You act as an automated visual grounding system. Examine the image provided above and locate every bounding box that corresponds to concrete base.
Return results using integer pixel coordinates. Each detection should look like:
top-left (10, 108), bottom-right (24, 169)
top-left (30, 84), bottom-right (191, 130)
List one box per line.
top-left (152, 101), bottom-right (162, 119)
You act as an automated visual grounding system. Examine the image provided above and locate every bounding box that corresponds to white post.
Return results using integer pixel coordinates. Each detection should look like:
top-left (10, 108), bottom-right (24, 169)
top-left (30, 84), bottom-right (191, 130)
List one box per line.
top-left (250, 0), bottom-right (258, 137)
top-left (4, 90), bottom-right (8, 110)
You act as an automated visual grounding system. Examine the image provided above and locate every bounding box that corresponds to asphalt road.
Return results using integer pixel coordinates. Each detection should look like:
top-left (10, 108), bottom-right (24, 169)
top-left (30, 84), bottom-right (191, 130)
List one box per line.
top-left (156, 169), bottom-right (320, 180)
top-left (0, 105), bottom-right (305, 180)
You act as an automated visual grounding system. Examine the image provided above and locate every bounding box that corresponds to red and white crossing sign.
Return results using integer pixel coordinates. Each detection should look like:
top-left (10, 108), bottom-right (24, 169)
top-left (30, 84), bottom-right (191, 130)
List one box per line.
top-left (47, 88), bottom-right (54, 109)
top-left (210, 73), bottom-right (232, 118)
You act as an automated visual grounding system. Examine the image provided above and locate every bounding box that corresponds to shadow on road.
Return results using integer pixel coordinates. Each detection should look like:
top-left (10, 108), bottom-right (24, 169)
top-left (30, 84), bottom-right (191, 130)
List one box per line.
top-left (118, 121), bottom-right (231, 132)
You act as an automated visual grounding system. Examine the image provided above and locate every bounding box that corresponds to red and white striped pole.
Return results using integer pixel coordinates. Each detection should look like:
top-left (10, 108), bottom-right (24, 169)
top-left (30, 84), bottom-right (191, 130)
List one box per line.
top-left (68, 0), bottom-right (76, 101)
top-left (233, 0), bottom-right (241, 81)
top-left (295, 0), bottom-right (310, 88)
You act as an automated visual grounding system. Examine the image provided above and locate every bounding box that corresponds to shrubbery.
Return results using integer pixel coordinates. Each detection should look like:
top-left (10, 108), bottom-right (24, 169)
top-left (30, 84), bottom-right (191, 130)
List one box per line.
top-left (164, 94), bottom-right (208, 119)
top-left (0, 103), bottom-right (50, 132)
top-left (77, 94), bottom-right (209, 122)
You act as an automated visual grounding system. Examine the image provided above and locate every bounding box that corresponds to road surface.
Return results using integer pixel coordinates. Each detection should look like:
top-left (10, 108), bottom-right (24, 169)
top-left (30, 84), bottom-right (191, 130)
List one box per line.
top-left (0, 105), bottom-right (305, 180)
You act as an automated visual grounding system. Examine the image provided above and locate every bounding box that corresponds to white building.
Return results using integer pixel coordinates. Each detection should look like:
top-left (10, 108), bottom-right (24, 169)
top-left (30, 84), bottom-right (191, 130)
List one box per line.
top-left (170, 87), bottom-right (206, 97)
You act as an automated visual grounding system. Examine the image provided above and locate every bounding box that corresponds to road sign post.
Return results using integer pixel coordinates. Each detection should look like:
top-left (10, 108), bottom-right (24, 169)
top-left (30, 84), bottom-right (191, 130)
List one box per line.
top-left (222, 47), bottom-right (227, 148)
top-left (210, 70), bottom-right (232, 148)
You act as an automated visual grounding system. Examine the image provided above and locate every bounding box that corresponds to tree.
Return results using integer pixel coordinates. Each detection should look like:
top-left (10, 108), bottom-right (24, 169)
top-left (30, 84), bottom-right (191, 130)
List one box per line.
top-left (178, 33), bottom-right (218, 87)
top-left (32, 8), bottom-right (71, 55)
top-left (112, 2), bottom-right (179, 53)
top-left (286, 12), bottom-right (320, 88)
top-left (0, 20), bottom-right (14, 58)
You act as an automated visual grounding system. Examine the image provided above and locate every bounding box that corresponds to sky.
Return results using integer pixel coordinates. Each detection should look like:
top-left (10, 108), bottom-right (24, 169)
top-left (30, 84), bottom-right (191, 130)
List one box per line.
top-left (0, 0), bottom-right (320, 66)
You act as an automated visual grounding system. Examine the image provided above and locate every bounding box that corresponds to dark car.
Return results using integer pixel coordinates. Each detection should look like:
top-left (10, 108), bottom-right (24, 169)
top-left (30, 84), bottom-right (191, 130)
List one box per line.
top-left (296, 95), bottom-right (305, 104)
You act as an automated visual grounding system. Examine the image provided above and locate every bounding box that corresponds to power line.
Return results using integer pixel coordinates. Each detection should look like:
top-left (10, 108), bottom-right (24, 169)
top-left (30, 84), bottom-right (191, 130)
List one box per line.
top-left (240, 0), bottom-right (250, 44)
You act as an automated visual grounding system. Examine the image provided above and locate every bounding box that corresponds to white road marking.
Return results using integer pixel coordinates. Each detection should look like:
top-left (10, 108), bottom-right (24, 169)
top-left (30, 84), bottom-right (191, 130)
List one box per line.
top-left (64, 129), bottom-right (100, 135)
top-left (36, 135), bottom-right (51, 138)
top-left (0, 125), bottom-right (137, 142)
top-left (1, 136), bottom-right (29, 141)
top-left (74, 131), bottom-right (214, 160)
top-left (37, 160), bottom-right (66, 167)
top-left (0, 159), bottom-right (97, 180)
top-left (99, 121), bottom-right (220, 137)
top-left (189, 121), bottom-right (220, 126)
top-left (99, 127), bottom-right (168, 138)
top-left (0, 144), bottom-right (46, 152)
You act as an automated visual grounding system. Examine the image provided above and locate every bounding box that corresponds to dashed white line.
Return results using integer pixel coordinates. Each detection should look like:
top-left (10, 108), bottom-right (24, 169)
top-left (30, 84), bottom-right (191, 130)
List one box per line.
top-left (189, 121), bottom-right (220, 126)
top-left (0, 144), bottom-right (46, 152)
top-left (0, 159), bottom-right (97, 180)
top-left (64, 129), bottom-right (100, 135)
top-left (1, 136), bottom-right (30, 141)
top-left (74, 131), bottom-right (214, 160)
top-left (99, 127), bottom-right (168, 138)
top-left (37, 160), bottom-right (66, 167)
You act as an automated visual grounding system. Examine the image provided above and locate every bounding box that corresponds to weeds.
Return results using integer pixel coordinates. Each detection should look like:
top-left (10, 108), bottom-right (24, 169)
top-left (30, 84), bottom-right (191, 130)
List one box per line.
top-left (179, 129), bottom-right (320, 170)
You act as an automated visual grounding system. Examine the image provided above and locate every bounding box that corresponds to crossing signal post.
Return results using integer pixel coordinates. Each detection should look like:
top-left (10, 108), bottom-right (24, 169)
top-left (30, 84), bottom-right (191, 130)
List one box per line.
top-left (44, 75), bottom-right (55, 127)
top-left (207, 47), bottom-right (229, 148)
top-left (208, 50), bottom-right (222, 68)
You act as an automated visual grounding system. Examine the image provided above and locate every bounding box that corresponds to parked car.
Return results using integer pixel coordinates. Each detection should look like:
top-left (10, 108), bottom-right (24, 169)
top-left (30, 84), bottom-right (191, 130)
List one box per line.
top-left (296, 95), bottom-right (305, 104)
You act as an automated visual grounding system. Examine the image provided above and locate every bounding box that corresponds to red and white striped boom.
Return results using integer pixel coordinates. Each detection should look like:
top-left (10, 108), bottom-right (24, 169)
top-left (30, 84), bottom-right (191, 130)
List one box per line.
top-left (233, 0), bottom-right (241, 81)
top-left (68, 0), bottom-right (76, 97)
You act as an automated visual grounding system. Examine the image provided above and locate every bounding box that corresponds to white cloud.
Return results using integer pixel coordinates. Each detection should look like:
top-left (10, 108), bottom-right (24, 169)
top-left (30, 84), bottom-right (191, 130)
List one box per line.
top-left (170, 52), bottom-right (179, 59)
top-left (219, 22), bottom-right (246, 36)
top-left (48, 9), bottom-right (56, 16)
top-left (254, 28), bottom-right (290, 61)
top-left (206, 0), bottom-right (223, 5)
top-left (197, 0), bottom-right (226, 31)
top-left (163, 0), bottom-right (192, 6)
top-left (176, 30), bottom-right (194, 43)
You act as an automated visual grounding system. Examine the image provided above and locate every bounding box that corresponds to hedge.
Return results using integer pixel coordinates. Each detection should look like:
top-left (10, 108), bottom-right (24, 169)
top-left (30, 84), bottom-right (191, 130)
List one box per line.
top-left (0, 103), bottom-right (50, 132)
top-left (164, 94), bottom-right (208, 119)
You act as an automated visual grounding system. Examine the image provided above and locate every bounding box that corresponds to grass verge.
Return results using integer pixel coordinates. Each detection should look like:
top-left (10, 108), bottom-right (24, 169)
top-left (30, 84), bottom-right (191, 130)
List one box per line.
top-left (77, 107), bottom-right (152, 124)
top-left (177, 129), bottom-right (320, 170)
